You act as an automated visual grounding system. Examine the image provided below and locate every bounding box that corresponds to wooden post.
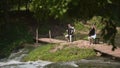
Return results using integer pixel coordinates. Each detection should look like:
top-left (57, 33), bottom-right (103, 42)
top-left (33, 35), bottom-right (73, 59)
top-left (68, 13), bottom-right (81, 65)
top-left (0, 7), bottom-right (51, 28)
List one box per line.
top-left (49, 30), bottom-right (52, 43)
top-left (49, 30), bottom-right (51, 39)
top-left (36, 27), bottom-right (38, 44)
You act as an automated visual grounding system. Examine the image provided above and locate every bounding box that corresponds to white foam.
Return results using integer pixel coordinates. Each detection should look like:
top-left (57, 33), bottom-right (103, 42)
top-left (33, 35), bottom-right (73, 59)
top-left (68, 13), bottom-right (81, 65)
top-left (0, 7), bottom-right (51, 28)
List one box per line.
top-left (0, 60), bottom-right (53, 68)
top-left (62, 62), bottom-right (78, 67)
top-left (0, 60), bottom-right (24, 66)
top-left (27, 60), bottom-right (53, 67)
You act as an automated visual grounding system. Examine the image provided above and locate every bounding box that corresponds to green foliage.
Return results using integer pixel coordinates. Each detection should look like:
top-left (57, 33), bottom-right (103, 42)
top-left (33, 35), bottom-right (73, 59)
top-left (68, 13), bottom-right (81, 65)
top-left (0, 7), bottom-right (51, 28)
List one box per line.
top-left (23, 44), bottom-right (53, 61)
top-left (74, 20), bottom-right (85, 31)
top-left (0, 21), bottom-right (33, 58)
top-left (0, 0), bottom-right (31, 11)
top-left (89, 16), bottom-right (104, 29)
top-left (31, 0), bottom-right (71, 21)
top-left (23, 44), bottom-right (96, 62)
top-left (101, 18), bottom-right (117, 50)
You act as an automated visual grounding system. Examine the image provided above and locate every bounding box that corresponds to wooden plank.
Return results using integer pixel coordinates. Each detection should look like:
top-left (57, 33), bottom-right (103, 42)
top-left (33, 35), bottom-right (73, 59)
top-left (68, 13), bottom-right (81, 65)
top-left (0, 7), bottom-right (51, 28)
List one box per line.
top-left (94, 45), bottom-right (120, 58)
top-left (38, 38), bottom-right (66, 43)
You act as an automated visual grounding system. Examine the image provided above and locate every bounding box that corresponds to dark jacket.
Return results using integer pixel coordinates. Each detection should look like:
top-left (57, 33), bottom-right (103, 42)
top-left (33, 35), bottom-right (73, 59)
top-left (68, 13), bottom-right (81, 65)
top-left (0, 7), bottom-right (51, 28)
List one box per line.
top-left (68, 27), bottom-right (74, 35)
top-left (89, 27), bottom-right (95, 36)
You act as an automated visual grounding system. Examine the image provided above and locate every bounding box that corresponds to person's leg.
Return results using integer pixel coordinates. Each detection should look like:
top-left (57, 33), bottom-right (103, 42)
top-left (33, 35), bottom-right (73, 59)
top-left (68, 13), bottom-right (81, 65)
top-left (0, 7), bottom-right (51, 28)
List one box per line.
top-left (69, 35), bottom-right (72, 42)
top-left (65, 34), bottom-right (69, 42)
top-left (88, 36), bottom-right (92, 45)
top-left (91, 34), bottom-right (96, 44)
top-left (90, 38), bottom-right (93, 45)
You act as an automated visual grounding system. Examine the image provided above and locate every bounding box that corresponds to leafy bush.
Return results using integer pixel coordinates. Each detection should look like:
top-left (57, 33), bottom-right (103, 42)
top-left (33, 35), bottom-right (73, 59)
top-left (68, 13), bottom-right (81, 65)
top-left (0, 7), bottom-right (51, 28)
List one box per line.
top-left (89, 16), bottom-right (104, 29)
top-left (74, 19), bottom-right (85, 31)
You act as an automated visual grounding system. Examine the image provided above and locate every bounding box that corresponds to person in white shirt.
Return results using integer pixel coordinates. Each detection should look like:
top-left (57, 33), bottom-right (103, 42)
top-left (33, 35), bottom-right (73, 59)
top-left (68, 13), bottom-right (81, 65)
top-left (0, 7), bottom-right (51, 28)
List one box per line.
top-left (65, 24), bottom-right (75, 42)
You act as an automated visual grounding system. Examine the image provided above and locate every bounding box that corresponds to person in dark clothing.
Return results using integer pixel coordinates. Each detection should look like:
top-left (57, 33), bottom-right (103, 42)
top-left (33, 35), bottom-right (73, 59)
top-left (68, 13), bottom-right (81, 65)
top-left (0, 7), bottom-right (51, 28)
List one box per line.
top-left (89, 27), bottom-right (95, 36)
top-left (88, 24), bottom-right (96, 44)
top-left (65, 24), bottom-right (75, 42)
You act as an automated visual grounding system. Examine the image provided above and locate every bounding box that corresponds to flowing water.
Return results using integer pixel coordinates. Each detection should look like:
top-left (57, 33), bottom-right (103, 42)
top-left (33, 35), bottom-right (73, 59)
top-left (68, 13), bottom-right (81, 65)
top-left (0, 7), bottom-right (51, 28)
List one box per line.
top-left (0, 48), bottom-right (120, 68)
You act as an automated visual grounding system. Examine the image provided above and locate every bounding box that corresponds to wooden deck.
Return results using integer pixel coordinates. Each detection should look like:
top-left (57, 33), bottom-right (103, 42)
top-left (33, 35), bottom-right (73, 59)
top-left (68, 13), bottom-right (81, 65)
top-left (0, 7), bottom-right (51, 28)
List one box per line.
top-left (38, 38), bottom-right (66, 43)
top-left (94, 45), bottom-right (120, 58)
top-left (38, 38), bottom-right (120, 59)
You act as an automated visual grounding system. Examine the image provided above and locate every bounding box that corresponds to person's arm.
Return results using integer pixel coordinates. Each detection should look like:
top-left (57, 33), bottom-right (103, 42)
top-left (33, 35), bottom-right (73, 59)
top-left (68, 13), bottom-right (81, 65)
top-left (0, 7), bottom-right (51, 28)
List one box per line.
top-left (72, 27), bottom-right (75, 32)
top-left (66, 29), bottom-right (68, 32)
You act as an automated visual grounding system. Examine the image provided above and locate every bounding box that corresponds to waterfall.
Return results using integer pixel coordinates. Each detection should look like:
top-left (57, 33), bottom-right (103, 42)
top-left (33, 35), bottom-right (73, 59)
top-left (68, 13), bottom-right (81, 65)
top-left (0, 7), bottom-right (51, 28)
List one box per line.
top-left (0, 48), bottom-right (53, 68)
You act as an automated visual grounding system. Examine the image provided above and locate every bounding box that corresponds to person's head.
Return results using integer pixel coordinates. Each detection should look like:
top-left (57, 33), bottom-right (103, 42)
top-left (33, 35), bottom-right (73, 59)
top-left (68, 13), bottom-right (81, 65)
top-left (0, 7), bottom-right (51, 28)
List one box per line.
top-left (92, 24), bottom-right (96, 28)
top-left (90, 24), bottom-right (95, 28)
top-left (67, 24), bottom-right (71, 28)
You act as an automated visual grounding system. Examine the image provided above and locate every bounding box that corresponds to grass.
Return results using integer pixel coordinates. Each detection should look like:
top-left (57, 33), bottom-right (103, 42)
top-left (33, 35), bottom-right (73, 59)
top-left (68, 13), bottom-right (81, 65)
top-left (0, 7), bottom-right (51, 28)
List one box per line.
top-left (23, 44), bottom-right (96, 62)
